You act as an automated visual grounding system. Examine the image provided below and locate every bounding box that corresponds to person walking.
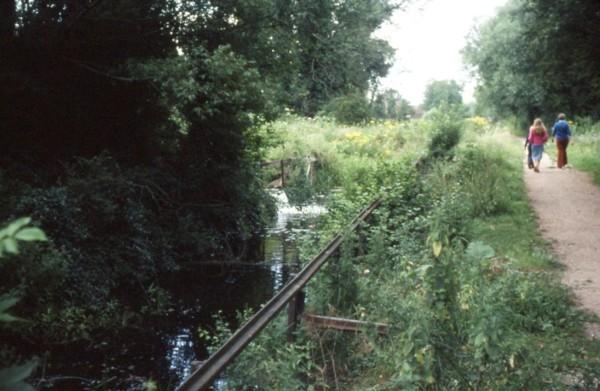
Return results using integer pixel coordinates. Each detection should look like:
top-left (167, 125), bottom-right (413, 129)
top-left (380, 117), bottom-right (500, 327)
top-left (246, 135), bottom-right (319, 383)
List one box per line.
top-left (528, 118), bottom-right (549, 173)
top-left (552, 113), bottom-right (572, 169)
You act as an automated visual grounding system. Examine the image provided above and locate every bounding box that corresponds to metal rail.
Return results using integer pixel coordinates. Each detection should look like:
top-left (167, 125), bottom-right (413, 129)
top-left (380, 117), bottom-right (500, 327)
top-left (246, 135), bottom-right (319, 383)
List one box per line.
top-left (177, 199), bottom-right (381, 391)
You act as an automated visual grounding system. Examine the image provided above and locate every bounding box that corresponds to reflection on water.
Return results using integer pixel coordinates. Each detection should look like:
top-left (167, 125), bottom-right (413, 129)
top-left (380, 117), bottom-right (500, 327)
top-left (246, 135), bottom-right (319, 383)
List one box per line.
top-left (167, 189), bottom-right (327, 387)
top-left (166, 329), bottom-right (195, 382)
top-left (270, 262), bottom-right (285, 292)
top-left (33, 189), bottom-right (326, 390)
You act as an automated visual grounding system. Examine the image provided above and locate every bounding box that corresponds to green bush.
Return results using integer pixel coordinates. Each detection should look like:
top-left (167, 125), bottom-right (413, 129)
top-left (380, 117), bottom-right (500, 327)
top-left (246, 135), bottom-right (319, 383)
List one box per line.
top-left (298, 132), bottom-right (600, 389)
top-left (199, 311), bottom-right (315, 391)
top-left (424, 107), bottom-right (464, 160)
top-left (246, 118), bottom-right (600, 389)
top-left (321, 93), bottom-right (373, 125)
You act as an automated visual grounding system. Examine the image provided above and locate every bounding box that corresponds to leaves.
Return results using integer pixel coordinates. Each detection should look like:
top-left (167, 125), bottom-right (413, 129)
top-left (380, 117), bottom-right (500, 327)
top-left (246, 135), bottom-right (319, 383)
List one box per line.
top-left (0, 296), bottom-right (21, 322)
top-left (432, 241), bottom-right (443, 257)
top-left (0, 361), bottom-right (37, 391)
top-left (2, 217), bottom-right (31, 237)
top-left (465, 241), bottom-right (495, 261)
top-left (0, 218), bottom-right (47, 257)
top-left (464, 0), bottom-right (600, 120)
top-left (14, 228), bottom-right (47, 242)
top-left (423, 80), bottom-right (463, 111)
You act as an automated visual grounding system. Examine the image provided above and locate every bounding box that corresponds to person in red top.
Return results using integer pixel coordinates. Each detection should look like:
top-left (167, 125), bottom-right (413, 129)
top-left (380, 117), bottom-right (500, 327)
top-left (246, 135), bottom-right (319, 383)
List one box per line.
top-left (527, 118), bottom-right (549, 173)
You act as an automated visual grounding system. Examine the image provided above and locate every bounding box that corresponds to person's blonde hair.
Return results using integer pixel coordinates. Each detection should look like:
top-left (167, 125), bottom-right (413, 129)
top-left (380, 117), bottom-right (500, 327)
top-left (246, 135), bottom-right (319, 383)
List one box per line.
top-left (532, 118), bottom-right (546, 135)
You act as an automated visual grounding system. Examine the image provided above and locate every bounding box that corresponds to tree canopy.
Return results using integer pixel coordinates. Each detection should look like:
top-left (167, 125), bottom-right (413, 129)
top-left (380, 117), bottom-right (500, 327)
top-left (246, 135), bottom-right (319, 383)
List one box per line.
top-left (423, 80), bottom-right (463, 111)
top-left (0, 0), bottom-right (410, 353)
top-left (463, 0), bottom-right (600, 123)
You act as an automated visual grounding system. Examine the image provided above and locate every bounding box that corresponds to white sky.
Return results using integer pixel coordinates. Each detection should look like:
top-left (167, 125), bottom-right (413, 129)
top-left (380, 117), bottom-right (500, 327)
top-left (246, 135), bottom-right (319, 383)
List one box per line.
top-left (375, 0), bottom-right (508, 105)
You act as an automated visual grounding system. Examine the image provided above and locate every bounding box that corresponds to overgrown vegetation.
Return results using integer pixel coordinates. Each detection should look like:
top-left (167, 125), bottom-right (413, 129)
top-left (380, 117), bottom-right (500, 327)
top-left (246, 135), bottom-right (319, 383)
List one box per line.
top-left (464, 0), bottom-right (600, 183)
top-left (464, 0), bottom-right (600, 124)
top-left (0, 1), bottom-right (407, 372)
top-left (207, 116), bottom-right (600, 390)
top-left (4, 0), bottom-right (600, 388)
top-left (0, 218), bottom-right (47, 391)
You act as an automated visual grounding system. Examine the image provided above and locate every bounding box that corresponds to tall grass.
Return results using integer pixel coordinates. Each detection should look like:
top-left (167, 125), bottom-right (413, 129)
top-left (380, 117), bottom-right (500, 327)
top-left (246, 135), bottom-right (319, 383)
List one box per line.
top-left (265, 115), bottom-right (429, 203)
top-left (203, 116), bottom-right (600, 390)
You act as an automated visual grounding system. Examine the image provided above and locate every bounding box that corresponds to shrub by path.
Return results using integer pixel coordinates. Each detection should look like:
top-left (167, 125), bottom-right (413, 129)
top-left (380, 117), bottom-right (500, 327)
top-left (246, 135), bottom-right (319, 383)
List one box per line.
top-left (524, 152), bottom-right (600, 338)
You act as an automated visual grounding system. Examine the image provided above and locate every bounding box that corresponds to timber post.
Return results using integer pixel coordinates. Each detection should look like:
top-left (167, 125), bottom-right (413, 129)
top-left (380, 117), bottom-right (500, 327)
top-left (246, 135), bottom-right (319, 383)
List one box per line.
top-left (287, 264), bottom-right (305, 342)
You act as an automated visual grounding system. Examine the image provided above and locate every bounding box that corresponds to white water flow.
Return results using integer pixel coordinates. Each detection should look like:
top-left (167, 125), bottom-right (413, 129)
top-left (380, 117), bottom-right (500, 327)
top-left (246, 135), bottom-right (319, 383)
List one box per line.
top-left (267, 189), bottom-right (327, 291)
top-left (268, 189), bottom-right (327, 233)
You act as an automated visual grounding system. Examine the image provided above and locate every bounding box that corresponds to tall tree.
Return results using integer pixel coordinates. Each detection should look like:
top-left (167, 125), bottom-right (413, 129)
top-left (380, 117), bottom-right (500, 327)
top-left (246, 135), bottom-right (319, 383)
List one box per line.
top-left (464, 0), bottom-right (600, 122)
top-left (373, 89), bottom-right (414, 120)
top-left (293, 0), bottom-right (398, 115)
top-left (0, 1), bottom-right (175, 169)
top-left (423, 80), bottom-right (463, 111)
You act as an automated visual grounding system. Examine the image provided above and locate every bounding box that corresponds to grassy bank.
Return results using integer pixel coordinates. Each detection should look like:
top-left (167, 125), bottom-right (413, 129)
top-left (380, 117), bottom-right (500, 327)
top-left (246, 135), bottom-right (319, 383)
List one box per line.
top-left (208, 115), bottom-right (600, 390)
top-left (546, 120), bottom-right (600, 183)
top-left (465, 130), bottom-right (558, 271)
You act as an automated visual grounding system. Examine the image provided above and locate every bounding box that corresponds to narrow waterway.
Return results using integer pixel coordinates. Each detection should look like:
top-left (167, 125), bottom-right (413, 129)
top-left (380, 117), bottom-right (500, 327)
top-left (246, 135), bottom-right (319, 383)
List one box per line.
top-left (34, 190), bottom-right (326, 390)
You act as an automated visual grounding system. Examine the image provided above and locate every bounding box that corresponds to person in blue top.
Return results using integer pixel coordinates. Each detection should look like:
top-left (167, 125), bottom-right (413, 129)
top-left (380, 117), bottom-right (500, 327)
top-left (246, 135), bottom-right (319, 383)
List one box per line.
top-left (551, 113), bottom-right (572, 169)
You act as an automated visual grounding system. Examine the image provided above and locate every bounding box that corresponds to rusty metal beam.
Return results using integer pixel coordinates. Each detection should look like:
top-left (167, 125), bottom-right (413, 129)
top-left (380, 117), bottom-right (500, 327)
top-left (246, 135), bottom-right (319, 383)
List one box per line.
top-left (304, 314), bottom-right (389, 335)
top-left (176, 199), bottom-right (381, 391)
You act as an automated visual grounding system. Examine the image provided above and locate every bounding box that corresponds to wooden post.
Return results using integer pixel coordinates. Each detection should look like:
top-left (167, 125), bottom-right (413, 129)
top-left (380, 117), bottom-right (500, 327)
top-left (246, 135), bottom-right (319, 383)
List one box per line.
top-left (280, 160), bottom-right (285, 187)
top-left (287, 290), bottom-right (305, 342)
top-left (287, 263), bottom-right (305, 342)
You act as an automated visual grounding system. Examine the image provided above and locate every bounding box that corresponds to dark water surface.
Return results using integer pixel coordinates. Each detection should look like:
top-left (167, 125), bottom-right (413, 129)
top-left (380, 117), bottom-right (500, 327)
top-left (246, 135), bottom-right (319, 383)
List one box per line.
top-left (33, 191), bottom-right (325, 390)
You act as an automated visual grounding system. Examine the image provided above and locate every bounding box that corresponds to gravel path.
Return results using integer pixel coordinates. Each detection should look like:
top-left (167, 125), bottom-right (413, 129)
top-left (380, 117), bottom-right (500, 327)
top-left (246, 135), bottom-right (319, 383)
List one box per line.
top-left (524, 151), bottom-right (600, 338)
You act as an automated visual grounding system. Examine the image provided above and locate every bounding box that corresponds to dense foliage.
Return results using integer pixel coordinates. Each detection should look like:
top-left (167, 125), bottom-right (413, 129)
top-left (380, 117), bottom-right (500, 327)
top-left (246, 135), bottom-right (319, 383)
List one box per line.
top-left (422, 80), bottom-right (463, 111)
top-left (372, 89), bottom-right (415, 121)
top-left (0, 0), bottom-right (408, 377)
top-left (0, 219), bottom-right (47, 390)
top-left (464, 0), bottom-right (600, 123)
top-left (208, 117), bottom-right (600, 390)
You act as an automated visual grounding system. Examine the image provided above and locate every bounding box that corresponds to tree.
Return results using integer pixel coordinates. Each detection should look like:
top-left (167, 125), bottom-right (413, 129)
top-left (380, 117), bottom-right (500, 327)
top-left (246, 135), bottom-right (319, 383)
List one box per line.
top-left (0, 1), bottom-right (175, 168)
top-left (289, 0), bottom-right (400, 115)
top-left (464, 0), bottom-right (600, 123)
top-left (0, 0), bottom-right (415, 352)
top-left (423, 80), bottom-right (463, 111)
top-left (373, 89), bottom-right (415, 120)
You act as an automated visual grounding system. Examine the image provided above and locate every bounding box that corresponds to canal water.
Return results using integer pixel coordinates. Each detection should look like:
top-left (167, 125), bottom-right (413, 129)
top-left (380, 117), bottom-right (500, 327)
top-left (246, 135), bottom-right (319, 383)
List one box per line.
top-left (34, 190), bottom-right (326, 390)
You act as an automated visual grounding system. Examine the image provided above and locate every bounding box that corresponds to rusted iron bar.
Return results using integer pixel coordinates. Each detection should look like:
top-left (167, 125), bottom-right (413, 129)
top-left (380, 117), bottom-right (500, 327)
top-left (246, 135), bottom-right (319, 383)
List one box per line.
top-left (176, 199), bottom-right (381, 391)
top-left (304, 314), bottom-right (389, 336)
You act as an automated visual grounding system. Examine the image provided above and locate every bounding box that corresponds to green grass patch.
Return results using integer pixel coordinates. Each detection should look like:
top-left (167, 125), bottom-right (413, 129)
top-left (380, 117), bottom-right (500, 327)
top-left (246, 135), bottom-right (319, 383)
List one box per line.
top-left (467, 133), bottom-right (559, 270)
top-left (215, 117), bottom-right (600, 390)
top-left (568, 134), bottom-right (600, 183)
top-left (545, 121), bottom-right (600, 184)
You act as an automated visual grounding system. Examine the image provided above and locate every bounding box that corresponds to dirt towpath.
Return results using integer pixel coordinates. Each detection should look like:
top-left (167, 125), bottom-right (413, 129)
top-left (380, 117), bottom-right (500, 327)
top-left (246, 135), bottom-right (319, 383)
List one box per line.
top-left (524, 152), bottom-right (600, 338)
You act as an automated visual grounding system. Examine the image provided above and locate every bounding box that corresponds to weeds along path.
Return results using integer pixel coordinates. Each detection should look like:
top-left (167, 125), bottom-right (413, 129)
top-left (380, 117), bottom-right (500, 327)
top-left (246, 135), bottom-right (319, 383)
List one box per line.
top-left (524, 151), bottom-right (600, 338)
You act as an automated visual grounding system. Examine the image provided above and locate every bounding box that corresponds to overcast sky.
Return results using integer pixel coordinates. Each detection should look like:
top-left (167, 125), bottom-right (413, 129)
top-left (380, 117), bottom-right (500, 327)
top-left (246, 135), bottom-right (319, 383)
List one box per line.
top-left (375, 0), bottom-right (508, 105)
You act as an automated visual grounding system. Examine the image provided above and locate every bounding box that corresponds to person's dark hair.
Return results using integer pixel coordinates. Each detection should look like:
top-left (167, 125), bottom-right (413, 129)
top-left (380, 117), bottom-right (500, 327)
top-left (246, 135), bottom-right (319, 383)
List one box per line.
top-left (558, 113), bottom-right (566, 120)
